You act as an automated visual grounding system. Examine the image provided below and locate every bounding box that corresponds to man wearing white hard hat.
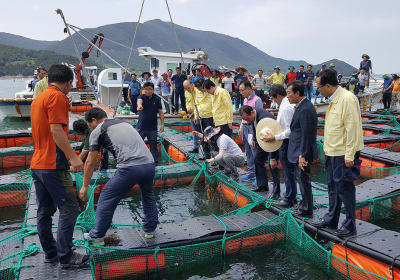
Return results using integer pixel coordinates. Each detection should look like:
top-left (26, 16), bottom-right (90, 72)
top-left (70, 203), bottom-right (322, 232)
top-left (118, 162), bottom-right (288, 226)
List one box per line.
top-left (239, 106), bottom-right (281, 196)
top-left (286, 80), bottom-right (318, 217)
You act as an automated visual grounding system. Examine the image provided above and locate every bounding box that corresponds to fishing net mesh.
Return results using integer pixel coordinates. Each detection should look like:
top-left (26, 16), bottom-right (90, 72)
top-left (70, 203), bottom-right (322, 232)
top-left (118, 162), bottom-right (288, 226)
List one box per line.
top-left (0, 131), bottom-right (397, 279)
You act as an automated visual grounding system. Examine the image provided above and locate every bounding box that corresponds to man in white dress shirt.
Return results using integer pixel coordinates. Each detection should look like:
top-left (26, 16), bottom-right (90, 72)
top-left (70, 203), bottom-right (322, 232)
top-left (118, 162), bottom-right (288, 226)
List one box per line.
top-left (262, 84), bottom-right (297, 206)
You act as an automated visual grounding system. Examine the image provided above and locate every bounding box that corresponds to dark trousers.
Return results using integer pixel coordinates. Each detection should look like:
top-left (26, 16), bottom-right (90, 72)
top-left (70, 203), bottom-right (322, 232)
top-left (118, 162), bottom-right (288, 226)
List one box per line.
top-left (383, 92), bottom-right (392, 109)
top-left (279, 139), bottom-right (297, 203)
top-left (122, 88), bottom-right (129, 102)
top-left (219, 124), bottom-right (232, 138)
top-left (323, 152), bottom-right (360, 231)
top-left (137, 129), bottom-right (158, 165)
top-left (254, 146), bottom-right (280, 192)
top-left (170, 90), bottom-right (175, 113)
top-left (295, 162), bottom-right (313, 214)
top-left (31, 169), bottom-right (79, 263)
top-left (130, 94), bottom-right (139, 114)
top-left (199, 117), bottom-right (215, 156)
top-left (174, 88), bottom-right (186, 112)
top-left (255, 90), bottom-right (264, 101)
top-left (235, 92), bottom-right (244, 109)
top-left (89, 163), bottom-right (158, 237)
top-left (80, 141), bottom-right (109, 170)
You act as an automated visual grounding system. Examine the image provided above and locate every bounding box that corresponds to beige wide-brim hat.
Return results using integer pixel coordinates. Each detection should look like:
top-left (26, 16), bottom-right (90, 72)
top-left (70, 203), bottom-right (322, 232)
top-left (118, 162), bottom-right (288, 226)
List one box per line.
top-left (256, 118), bottom-right (283, 152)
top-left (235, 66), bottom-right (247, 73)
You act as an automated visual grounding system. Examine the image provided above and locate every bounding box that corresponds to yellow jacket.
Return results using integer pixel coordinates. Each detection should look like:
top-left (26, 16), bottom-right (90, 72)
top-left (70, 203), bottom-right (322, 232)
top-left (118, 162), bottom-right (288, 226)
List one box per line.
top-left (34, 77), bottom-right (48, 98)
top-left (185, 88), bottom-right (213, 119)
top-left (324, 86), bottom-right (364, 161)
top-left (212, 87), bottom-right (233, 126)
top-left (185, 89), bottom-right (195, 113)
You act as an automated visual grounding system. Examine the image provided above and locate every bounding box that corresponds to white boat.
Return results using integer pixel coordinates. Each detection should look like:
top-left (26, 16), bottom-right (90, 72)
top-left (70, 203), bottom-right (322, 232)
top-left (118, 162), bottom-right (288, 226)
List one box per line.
top-left (0, 65), bottom-right (99, 118)
top-left (0, 80), bottom-right (33, 117)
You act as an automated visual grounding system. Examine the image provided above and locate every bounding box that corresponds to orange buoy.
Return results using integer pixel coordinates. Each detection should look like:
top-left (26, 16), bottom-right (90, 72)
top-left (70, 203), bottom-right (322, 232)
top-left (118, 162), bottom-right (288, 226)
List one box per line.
top-left (95, 252), bottom-right (166, 279)
top-left (217, 183), bottom-right (250, 208)
top-left (331, 244), bottom-right (400, 279)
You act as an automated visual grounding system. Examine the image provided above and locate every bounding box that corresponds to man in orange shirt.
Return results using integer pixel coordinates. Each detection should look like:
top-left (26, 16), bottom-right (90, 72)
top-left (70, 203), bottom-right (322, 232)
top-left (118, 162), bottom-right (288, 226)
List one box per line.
top-left (30, 64), bottom-right (91, 269)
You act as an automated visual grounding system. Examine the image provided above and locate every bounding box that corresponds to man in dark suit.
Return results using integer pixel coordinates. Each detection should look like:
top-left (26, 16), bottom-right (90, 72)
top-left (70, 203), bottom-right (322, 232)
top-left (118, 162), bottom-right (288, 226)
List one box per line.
top-left (239, 106), bottom-right (280, 197)
top-left (287, 80), bottom-right (318, 217)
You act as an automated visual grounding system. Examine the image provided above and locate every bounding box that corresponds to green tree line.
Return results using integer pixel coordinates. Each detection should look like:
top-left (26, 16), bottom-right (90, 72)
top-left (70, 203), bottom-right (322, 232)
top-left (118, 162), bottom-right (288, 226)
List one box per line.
top-left (0, 44), bottom-right (100, 77)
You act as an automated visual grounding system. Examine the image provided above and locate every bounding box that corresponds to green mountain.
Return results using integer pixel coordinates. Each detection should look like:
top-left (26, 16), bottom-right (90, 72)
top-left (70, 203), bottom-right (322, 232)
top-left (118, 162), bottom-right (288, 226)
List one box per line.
top-left (0, 20), bottom-right (357, 75)
top-left (0, 44), bottom-right (98, 77)
top-left (0, 32), bottom-right (56, 51)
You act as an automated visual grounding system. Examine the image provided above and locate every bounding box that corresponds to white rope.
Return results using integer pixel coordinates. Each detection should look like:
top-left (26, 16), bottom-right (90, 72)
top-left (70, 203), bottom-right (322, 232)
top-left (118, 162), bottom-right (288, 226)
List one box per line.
top-left (68, 25), bottom-right (127, 71)
top-left (164, 0), bottom-right (203, 131)
top-left (68, 24), bottom-right (138, 53)
top-left (112, 0), bottom-right (145, 118)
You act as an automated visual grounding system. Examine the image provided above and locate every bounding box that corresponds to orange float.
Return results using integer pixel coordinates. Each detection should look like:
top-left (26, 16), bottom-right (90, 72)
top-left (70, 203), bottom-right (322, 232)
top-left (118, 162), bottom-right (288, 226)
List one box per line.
top-left (355, 206), bottom-right (371, 221)
top-left (331, 244), bottom-right (400, 280)
top-left (217, 183), bottom-right (249, 208)
top-left (363, 129), bottom-right (378, 136)
top-left (359, 157), bottom-right (391, 178)
top-left (70, 104), bottom-right (93, 112)
top-left (224, 232), bottom-right (285, 255)
top-left (167, 145), bottom-right (188, 162)
top-left (0, 190), bottom-right (29, 207)
top-left (365, 142), bottom-right (394, 149)
top-left (95, 252), bottom-right (165, 279)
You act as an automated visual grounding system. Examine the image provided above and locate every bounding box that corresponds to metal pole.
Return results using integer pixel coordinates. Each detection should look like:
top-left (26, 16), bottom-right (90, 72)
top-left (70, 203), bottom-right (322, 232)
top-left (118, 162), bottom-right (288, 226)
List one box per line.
top-left (56, 9), bottom-right (92, 89)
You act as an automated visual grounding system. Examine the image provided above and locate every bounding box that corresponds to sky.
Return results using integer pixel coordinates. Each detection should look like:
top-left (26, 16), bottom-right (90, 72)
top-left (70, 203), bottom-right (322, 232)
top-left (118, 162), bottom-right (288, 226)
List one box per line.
top-left (1, 0), bottom-right (399, 73)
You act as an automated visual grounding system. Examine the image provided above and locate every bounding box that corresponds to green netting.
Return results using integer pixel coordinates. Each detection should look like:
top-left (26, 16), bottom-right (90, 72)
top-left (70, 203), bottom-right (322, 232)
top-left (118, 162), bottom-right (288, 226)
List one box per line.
top-left (1, 127), bottom-right (400, 279)
top-left (384, 118), bottom-right (400, 128)
top-left (1, 165), bottom-right (397, 280)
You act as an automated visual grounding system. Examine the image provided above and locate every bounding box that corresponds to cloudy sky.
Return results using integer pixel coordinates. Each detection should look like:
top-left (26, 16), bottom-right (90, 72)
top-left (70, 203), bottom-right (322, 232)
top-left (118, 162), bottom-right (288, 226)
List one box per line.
top-left (1, 0), bottom-right (399, 73)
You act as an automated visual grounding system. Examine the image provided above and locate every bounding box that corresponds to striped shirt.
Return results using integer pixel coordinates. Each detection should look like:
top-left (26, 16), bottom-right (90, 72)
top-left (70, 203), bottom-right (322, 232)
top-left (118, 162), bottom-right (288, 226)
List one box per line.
top-left (306, 71), bottom-right (315, 85)
top-left (251, 76), bottom-right (268, 90)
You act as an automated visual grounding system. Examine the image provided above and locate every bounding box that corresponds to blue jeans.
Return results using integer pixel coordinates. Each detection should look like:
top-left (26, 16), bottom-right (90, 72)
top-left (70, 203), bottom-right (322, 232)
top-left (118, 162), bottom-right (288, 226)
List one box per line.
top-left (137, 129), bottom-right (158, 165)
top-left (89, 163), bottom-right (158, 237)
top-left (31, 169), bottom-right (80, 263)
top-left (305, 84), bottom-right (313, 100)
top-left (190, 121), bottom-right (200, 149)
top-left (279, 139), bottom-right (297, 203)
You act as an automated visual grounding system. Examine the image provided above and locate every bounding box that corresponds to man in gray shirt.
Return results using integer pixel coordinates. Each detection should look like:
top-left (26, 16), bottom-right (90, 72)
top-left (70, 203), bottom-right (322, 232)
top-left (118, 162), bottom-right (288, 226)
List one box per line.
top-left (358, 67), bottom-right (369, 94)
top-left (80, 107), bottom-right (158, 245)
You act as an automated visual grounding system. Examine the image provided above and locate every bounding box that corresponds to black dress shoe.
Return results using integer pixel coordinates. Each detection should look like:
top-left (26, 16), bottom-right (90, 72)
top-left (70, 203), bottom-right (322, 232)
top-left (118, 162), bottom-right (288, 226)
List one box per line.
top-left (250, 186), bottom-right (269, 192)
top-left (312, 219), bottom-right (337, 230)
top-left (277, 200), bottom-right (294, 207)
top-left (334, 226), bottom-right (357, 237)
top-left (268, 193), bottom-right (280, 200)
top-left (188, 148), bottom-right (199, 153)
top-left (290, 209), bottom-right (313, 217)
